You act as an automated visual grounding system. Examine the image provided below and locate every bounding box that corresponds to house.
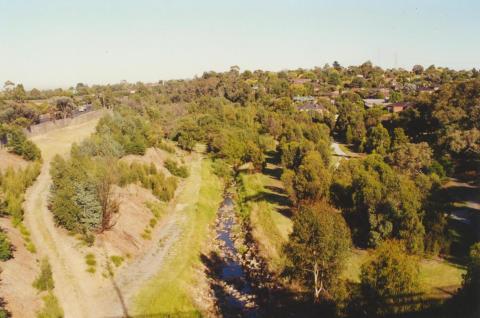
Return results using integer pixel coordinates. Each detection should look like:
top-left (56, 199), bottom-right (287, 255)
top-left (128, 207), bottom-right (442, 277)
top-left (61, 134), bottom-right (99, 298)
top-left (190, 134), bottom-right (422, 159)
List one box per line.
top-left (78, 104), bottom-right (93, 112)
top-left (298, 103), bottom-right (326, 113)
top-left (38, 113), bottom-right (51, 123)
top-left (417, 86), bottom-right (438, 94)
top-left (386, 102), bottom-right (413, 113)
top-left (363, 98), bottom-right (387, 109)
top-left (377, 88), bottom-right (390, 98)
top-left (291, 78), bottom-right (312, 85)
top-left (293, 96), bottom-right (315, 103)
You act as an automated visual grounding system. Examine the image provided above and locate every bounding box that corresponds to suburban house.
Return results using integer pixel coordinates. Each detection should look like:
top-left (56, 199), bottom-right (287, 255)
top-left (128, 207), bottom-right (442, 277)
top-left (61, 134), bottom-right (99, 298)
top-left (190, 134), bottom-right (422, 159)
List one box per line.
top-left (78, 103), bottom-right (93, 112)
top-left (363, 98), bottom-right (387, 109)
top-left (386, 102), bottom-right (413, 113)
top-left (376, 88), bottom-right (391, 98)
top-left (298, 103), bottom-right (327, 114)
top-left (291, 78), bottom-right (312, 85)
top-left (417, 86), bottom-right (440, 94)
top-left (38, 113), bottom-right (52, 123)
top-left (293, 96), bottom-right (316, 103)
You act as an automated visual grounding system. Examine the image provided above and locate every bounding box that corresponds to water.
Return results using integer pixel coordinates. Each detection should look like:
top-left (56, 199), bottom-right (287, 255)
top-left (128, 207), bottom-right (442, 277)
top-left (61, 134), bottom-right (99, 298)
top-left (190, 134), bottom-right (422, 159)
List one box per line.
top-left (215, 195), bottom-right (258, 317)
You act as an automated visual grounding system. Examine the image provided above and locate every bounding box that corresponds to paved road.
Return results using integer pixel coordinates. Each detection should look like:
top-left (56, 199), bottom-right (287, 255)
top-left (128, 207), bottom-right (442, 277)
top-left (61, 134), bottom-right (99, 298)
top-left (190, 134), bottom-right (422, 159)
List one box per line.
top-left (331, 141), bottom-right (348, 169)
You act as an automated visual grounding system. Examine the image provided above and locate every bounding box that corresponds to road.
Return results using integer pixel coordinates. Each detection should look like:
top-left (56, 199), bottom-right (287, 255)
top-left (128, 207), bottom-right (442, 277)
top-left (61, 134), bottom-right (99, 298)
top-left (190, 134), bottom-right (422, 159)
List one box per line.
top-left (331, 141), bottom-right (348, 169)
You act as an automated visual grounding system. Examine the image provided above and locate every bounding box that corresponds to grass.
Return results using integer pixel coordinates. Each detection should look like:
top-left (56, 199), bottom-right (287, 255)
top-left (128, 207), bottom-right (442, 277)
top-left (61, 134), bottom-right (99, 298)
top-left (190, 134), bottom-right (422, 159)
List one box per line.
top-left (85, 253), bottom-right (96, 273)
top-left (141, 201), bottom-right (166, 240)
top-left (146, 201), bottom-right (167, 219)
top-left (343, 249), bottom-right (465, 298)
top-left (36, 292), bottom-right (64, 318)
top-left (33, 258), bottom-right (54, 291)
top-left (110, 255), bottom-right (124, 267)
top-left (133, 158), bottom-right (223, 316)
top-left (16, 222), bottom-right (37, 253)
top-left (238, 171), bottom-right (293, 273)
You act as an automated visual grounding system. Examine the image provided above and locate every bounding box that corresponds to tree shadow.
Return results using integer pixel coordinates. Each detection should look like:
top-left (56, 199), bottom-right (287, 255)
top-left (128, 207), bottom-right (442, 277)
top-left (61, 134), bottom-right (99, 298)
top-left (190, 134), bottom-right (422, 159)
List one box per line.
top-left (200, 251), bottom-right (256, 318)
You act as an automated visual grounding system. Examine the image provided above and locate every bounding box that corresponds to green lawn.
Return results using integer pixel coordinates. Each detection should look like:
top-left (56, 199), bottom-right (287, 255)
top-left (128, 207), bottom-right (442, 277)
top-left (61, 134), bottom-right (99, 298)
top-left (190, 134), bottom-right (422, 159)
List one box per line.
top-left (133, 158), bottom-right (223, 317)
top-left (239, 171), bottom-right (292, 273)
top-left (343, 249), bottom-right (465, 299)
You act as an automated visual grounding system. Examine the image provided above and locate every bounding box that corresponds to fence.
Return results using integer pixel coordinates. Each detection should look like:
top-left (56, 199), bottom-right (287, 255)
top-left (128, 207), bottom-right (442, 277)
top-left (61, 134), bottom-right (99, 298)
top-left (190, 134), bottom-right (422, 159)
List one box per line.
top-left (24, 108), bottom-right (110, 137)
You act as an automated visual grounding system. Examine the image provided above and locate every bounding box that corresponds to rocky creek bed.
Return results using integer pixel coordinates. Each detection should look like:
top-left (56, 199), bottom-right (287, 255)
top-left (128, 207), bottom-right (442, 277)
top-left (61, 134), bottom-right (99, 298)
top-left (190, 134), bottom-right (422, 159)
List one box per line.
top-left (204, 188), bottom-right (280, 317)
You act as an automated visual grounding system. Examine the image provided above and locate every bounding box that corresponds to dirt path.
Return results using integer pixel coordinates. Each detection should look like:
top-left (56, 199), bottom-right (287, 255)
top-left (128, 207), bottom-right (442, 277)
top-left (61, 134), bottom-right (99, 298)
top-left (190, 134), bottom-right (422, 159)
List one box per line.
top-left (23, 119), bottom-right (102, 317)
top-left (22, 117), bottom-right (204, 317)
top-left (96, 155), bottom-right (203, 317)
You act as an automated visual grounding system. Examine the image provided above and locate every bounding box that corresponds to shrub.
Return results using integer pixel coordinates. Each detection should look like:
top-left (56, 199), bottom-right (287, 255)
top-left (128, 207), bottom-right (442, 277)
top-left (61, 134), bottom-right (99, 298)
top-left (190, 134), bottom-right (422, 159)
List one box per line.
top-left (33, 258), bottom-right (54, 291)
top-left (85, 253), bottom-right (96, 266)
top-left (145, 201), bottom-right (165, 219)
top-left (37, 292), bottom-right (64, 318)
top-left (0, 230), bottom-right (12, 261)
top-left (110, 255), bottom-right (124, 267)
top-left (359, 240), bottom-right (420, 316)
top-left (157, 142), bottom-right (176, 154)
top-left (164, 159), bottom-right (189, 178)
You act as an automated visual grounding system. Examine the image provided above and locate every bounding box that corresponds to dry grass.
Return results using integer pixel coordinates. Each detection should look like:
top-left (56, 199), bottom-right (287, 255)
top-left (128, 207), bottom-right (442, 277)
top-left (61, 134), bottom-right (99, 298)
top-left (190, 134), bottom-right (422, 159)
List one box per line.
top-left (0, 149), bottom-right (29, 172)
top-left (30, 117), bottom-right (101, 160)
top-left (133, 158), bottom-right (223, 316)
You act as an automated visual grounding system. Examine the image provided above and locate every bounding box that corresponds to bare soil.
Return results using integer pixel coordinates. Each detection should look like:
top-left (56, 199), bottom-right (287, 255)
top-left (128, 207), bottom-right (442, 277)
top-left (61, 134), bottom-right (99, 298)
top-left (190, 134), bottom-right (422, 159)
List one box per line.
top-left (0, 218), bottom-right (42, 317)
top-left (0, 149), bottom-right (29, 172)
top-left (2, 115), bottom-right (205, 318)
top-left (120, 147), bottom-right (174, 177)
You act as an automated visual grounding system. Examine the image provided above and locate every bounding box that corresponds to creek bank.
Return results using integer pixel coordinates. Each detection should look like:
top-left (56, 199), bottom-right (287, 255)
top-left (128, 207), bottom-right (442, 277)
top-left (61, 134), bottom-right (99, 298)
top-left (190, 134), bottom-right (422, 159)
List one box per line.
top-left (205, 183), bottom-right (285, 317)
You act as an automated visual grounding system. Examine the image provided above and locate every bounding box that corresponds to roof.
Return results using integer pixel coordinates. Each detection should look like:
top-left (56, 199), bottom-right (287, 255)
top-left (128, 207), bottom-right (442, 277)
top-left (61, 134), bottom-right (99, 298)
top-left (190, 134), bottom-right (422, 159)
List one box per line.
top-left (386, 102), bottom-right (413, 112)
top-left (363, 98), bottom-right (387, 108)
top-left (293, 95), bottom-right (315, 102)
top-left (291, 78), bottom-right (312, 84)
top-left (387, 102), bottom-right (413, 108)
top-left (298, 103), bottom-right (326, 112)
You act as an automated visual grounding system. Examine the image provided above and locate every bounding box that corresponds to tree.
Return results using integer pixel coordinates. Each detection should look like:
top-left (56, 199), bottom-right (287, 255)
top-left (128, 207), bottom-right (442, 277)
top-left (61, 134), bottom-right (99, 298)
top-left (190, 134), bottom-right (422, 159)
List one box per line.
top-left (12, 84), bottom-right (26, 101)
top-left (55, 97), bottom-right (76, 118)
top-left (389, 91), bottom-right (403, 103)
top-left (332, 155), bottom-right (425, 252)
top-left (365, 123), bottom-right (391, 155)
top-left (3, 80), bottom-right (14, 91)
top-left (412, 64), bottom-right (424, 75)
top-left (284, 201), bottom-right (351, 302)
top-left (360, 240), bottom-right (420, 316)
top-left (285, 151), bottom-right (331, 204)
top-left (387, 142), bottom-right (432, 175)
top-left (333, 61), bottom-right (342, 71)
top-left (96, 165), bottom-right (119, 232)
top-left (451, 243), bottom-right (480, 317)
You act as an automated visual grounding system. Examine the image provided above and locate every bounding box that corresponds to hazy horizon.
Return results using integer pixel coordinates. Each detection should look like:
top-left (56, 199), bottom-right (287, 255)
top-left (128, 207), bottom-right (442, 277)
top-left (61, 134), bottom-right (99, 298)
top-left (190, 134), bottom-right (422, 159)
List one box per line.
top-left (1, 0), bottom-right (479, 89)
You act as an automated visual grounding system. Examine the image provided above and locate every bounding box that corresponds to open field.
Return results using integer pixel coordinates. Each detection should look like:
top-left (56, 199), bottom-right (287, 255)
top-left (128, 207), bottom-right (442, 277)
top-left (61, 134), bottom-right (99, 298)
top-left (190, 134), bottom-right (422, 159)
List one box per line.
top-left (29, 115), bottom-right (101, 160)
top-left (133, 158), bottom-right (223, 316)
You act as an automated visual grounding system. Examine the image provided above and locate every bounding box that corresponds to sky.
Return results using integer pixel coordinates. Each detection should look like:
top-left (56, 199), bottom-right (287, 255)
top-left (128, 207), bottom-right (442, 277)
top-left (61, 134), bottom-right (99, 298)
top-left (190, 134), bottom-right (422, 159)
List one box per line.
top-left (0, 0), bottom-right (479, 89)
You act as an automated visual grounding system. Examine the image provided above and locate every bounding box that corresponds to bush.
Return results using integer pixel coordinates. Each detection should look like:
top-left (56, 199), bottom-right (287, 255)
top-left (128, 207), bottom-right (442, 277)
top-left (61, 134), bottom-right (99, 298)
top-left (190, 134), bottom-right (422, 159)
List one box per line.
top-left (0, 163), bottom-right (41, 221)
top-left (110, 255), bottom-right (124, 267)
top-left (359, 241), bottom-right (420, 316)
top-left (85, 253), bottom-right (96, 266)
top-left (37, 292), bottom-right (64, 318)
top-left (0, 230), bottom-right (12, 261)
top-left (33, 258), bottom-right (54, 291)
top-left (119, 162), bottom-right (178, 201)
top-left (0, 125), bottom-right (41, 161)
top-left (164, 159), bottom-right (189, 178)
